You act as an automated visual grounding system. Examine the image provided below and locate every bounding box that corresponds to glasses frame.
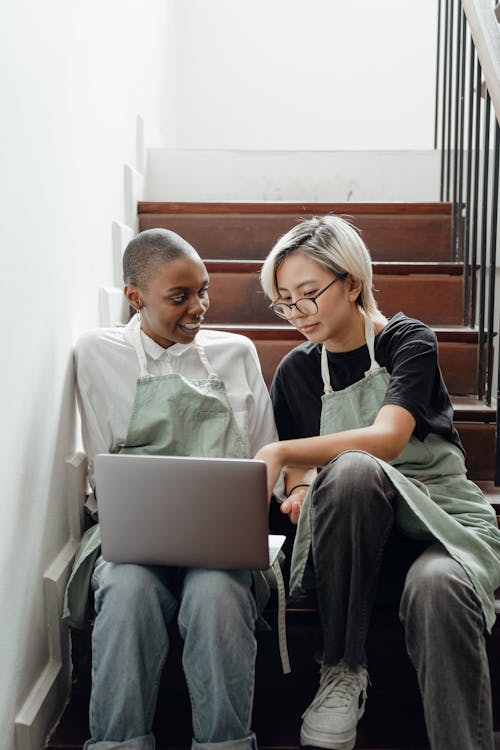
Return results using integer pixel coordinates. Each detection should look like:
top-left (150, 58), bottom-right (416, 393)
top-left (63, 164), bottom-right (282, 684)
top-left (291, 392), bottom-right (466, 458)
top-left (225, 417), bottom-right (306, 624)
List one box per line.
top-left (270, 274), bottom-right (347, 320)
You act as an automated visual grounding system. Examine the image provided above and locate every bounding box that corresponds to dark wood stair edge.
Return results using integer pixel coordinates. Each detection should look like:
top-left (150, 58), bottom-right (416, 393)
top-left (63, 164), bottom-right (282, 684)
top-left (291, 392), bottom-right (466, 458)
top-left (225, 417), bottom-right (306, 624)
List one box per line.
top-left (203, 323), bottom-right (491, 344)
top-left (452, 396), bottom-right (497, 422)
top-left (138, 201), bottom-right (453, 215)
top-left (203, 260), bottom-right (463, 275)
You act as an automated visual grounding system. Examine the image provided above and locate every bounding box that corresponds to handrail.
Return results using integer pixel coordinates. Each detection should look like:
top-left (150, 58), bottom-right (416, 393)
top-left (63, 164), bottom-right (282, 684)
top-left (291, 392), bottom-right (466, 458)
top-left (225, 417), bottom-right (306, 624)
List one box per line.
top-left (462, 0), bottom-right (500, 124)
top-left (436, 0), bottom-right (500, 483)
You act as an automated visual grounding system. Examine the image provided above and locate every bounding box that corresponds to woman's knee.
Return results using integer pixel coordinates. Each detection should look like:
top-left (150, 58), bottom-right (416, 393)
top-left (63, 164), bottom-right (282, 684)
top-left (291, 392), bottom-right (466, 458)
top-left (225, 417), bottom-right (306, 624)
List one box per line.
top-left (313, 451), bottom-right (396, 513)
top-left (400, 543), bottom-right (477, 623)
top-left (179, 568), bottom-right (256, 631)
top-left (93, 560), bottom-right (175, 620)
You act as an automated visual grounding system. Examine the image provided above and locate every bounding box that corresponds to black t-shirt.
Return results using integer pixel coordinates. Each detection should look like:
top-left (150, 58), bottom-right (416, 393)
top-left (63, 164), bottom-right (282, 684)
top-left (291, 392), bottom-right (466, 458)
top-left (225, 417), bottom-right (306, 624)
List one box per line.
top-left (270, 312), bottom-right (463, 453)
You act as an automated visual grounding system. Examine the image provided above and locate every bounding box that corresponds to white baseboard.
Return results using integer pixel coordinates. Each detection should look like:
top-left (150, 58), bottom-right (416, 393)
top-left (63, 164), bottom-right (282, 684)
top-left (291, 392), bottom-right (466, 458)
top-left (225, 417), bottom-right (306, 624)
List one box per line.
top-left (66, 450), bottom-right (87, 541)
top-left (14, 660), bottom-right (65, 750)
top-left (14, 452), bottom-right (87, 750)
top-left (14, 540), bottom-right (79, 750)
top-left (98, 286), bottom-right (129, 327)
top-left (124, 163), bottom-right (144, 231)
top-left (112, 221), bottom-right (135, 288)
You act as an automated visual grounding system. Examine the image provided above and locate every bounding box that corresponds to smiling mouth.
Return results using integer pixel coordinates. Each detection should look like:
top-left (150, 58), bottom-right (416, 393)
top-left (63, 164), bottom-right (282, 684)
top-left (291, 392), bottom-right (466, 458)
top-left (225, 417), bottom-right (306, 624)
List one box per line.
top-left (179, 319), bottom-right (203, 330)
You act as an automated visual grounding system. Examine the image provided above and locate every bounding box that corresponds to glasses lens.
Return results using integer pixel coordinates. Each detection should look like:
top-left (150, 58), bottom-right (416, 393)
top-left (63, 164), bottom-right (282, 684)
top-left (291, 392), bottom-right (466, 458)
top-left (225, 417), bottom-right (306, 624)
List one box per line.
top-left (272, 304), bottom-right (293, 319)
top-left (295, 298), bottom-right (318, 316)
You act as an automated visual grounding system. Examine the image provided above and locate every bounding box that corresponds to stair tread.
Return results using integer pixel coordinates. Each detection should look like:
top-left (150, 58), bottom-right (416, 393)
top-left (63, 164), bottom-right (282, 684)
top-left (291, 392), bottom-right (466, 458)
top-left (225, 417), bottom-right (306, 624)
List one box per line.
top-left (203, 323), bottom-right (486, 343)
top-left (138, 200), bottom-right (453, 215)
top-left (477, 481), bottom-right (500, 503)
top-left (452, 395), bottom-right (496, 421)
top-left (47, 683), bottom-right (432, 749)
top-left (204, 259), bottom-right (463, 275)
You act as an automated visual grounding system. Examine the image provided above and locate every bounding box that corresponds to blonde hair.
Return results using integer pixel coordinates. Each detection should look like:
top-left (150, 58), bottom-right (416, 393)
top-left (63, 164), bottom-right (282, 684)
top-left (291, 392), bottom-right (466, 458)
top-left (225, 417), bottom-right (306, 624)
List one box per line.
top-left (260, 214), bottom-right (385, 324)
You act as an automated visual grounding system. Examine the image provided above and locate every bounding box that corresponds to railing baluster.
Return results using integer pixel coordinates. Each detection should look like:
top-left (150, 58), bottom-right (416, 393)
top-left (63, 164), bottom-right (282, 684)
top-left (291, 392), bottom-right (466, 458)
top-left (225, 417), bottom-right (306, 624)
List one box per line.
top-left (452, 6), bottom-right (463, 258)
top-left (435, 0), bottom-right (442, 151)
top-left (470, 57), bottom-right (482, 329)
top-left (441, 0), bottom-right (450, 201)
top-left (463, 33), bottom-right (476, 325)
top-left (477, 93), bottom-right (491, 400)
top-left (455, 9), bottom-right (467, 262)
top-left (487, 120), bottom-right (499, 406)
top-left (446, 0), bottom-right (455, 201)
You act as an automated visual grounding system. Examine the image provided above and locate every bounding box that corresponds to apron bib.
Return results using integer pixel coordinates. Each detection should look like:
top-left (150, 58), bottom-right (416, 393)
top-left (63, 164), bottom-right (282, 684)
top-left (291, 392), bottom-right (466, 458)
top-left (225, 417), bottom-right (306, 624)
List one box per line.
top-left (290, 314), bottom-right (500, 632)
top-left (64, 324), bottom-right (263, 627)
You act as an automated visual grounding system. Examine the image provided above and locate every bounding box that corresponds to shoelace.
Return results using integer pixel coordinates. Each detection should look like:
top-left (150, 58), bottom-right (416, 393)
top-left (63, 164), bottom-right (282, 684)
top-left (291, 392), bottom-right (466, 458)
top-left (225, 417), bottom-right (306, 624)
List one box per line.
top-left (302, 665), bottom-right (366, 716)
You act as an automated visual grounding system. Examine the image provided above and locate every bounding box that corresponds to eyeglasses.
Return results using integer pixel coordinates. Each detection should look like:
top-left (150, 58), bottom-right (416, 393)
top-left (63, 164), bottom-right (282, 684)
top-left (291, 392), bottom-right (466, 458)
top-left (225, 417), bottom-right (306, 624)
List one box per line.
top-left (270, 275), bottom-right (346, 320)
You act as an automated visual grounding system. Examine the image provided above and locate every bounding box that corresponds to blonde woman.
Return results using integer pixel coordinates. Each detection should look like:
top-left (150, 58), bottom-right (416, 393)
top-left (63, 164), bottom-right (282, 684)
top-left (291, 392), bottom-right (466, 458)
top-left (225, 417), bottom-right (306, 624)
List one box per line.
top-left (256, 215), bottom-right (500, 750)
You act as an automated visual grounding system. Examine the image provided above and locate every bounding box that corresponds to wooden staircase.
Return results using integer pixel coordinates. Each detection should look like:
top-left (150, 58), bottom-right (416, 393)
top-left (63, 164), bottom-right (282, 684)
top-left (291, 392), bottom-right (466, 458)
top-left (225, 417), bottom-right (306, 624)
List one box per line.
top-left (48, 201), bottom-right (500, 750)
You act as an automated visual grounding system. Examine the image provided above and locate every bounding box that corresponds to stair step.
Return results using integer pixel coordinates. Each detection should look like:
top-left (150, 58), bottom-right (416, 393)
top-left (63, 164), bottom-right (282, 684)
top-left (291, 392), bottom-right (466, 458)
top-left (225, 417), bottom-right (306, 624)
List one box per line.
top-left (204, 260), bottom-right (463, 275)
top-left (46, 693), bottom-right (432, 750)
top-left (476, 481), bottom-right (500, 516)
top-left (204, 267), bottom-right (463, 325)
top-left (205, 323), bottom-right (485, 343)
top-left (47, 615), bottom-right (500, 750)
top-left (138, 201), bottom-right (453, 261)
top-left (204, 324), bottom-right (484, 395)
top-left (452, 396), bottom-right (496, 422)
top-left (458, 423), bottom-right (496, 480)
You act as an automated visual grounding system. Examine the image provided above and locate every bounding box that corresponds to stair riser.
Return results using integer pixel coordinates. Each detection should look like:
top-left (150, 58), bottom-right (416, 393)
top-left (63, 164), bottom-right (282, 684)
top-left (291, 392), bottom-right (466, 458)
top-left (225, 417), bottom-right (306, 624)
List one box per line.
top-left (205, 274), bottom-right (463, 326)
top-left (458, 423), bottom-right (496, 480)
top-left (139, 213), bottom-right (452, 261)
top-left (246, 338), bottom-right (479, 395)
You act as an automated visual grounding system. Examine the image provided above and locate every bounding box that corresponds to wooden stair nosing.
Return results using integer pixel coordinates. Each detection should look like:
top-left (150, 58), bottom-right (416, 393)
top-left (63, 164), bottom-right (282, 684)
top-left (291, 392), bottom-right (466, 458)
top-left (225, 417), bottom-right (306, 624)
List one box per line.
top-left (204, 260), bottom-right (463, 276)
top-left (203, 323), bottom-right (490, 345)
top-left (452, 396), bottom-right (496, 422)
top-left (138, 201), bottom-right (453, 216)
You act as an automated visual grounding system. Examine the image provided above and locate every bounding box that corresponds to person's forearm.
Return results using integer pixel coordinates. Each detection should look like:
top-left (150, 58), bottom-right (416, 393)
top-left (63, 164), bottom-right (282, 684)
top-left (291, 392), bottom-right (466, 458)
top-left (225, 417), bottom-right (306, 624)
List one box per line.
top-left (275, 425), bottom-right (405, 469)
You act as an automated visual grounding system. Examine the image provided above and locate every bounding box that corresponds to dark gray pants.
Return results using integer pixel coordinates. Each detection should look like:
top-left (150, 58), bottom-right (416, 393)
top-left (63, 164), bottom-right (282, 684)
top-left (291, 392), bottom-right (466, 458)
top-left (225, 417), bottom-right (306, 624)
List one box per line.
top-left (309, 451), bottom-right (494, 750)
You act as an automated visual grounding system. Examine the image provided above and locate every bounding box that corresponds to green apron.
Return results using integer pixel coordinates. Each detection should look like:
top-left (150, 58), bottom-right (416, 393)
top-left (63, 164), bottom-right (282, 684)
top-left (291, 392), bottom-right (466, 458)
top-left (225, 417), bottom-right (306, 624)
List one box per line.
top-left (63, 324), bottom-right (272, 628)
top-left (290, 315), bottom-right (500, 632)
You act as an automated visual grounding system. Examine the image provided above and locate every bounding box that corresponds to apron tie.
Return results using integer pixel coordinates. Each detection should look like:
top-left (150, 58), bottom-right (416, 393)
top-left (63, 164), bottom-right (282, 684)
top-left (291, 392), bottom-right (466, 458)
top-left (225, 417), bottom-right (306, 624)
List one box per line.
top-left (272, 557), bottom-right (291, 674)
top-left (321, 312), bottom-right (381, 395)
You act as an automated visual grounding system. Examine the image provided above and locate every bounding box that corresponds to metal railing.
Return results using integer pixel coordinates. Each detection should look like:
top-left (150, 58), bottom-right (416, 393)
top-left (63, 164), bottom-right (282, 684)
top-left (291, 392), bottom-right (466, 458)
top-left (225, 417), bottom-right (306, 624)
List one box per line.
top-left (435, 0), bottom-right (500, 481)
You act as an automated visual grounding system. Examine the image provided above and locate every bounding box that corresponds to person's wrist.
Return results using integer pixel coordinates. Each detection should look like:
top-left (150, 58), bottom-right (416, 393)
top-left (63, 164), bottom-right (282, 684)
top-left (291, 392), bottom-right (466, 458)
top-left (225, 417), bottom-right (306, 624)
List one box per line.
top-left (286, 483), bottom-right (310, 498)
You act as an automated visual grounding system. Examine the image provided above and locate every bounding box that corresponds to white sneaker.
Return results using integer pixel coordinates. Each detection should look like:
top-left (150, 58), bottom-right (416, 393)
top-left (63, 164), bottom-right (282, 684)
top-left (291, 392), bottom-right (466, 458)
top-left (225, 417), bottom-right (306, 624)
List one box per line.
top-left (300, 662), bottom-right (368, 749)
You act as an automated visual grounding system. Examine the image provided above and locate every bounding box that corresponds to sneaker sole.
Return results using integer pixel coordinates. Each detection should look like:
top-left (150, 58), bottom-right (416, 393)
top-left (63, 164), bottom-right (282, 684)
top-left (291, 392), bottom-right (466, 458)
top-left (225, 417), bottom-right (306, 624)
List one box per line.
top-left (300, 704), bottom-right (365, 750)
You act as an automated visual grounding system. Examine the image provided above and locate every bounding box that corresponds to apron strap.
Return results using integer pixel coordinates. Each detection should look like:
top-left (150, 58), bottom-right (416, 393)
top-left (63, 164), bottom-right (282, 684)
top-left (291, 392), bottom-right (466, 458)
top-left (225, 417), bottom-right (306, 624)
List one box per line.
top-left (321, 312), bottom-right (381, 394)
top-left (130, 315), bottom-right (218, 380)
top-left (130, 315), bottom-right (161, 378)
top-left (195, 342), bottom-right (219, 380)
top-left (272, 557), bottom-right (291, 674)
top-left (321, 346), bottom-right (334, 395)
top-left (363, 311), bottom-right (380, 375)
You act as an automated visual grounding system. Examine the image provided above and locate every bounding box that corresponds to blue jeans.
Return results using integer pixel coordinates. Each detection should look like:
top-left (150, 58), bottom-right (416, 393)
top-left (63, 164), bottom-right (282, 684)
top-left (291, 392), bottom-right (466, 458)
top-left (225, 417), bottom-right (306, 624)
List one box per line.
top-left (84, 557), bottom-right (258, 750)
top-left (310, 451), bottom-right (494, 750)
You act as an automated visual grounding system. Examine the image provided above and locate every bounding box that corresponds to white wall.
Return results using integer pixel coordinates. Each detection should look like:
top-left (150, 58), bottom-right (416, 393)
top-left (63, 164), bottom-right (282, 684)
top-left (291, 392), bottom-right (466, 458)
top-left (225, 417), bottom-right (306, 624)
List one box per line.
top-left (0, 2), bottom-right (175, 748)
top-left (145, 148), bottom-right (441, 201)
top-left (173, 0), bottom-right (438, 151)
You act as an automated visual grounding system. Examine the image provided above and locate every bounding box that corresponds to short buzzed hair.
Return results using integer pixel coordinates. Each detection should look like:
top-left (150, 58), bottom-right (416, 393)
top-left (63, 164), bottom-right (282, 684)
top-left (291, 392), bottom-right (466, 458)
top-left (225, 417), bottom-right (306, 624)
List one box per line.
top-left (123, 228), bottom-right (198, 289)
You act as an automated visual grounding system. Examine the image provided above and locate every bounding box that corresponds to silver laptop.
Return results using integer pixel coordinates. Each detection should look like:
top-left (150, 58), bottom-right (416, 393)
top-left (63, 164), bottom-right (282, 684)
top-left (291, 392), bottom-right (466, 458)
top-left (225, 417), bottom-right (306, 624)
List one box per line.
top-left (94, 453), bottom-right (285, 570)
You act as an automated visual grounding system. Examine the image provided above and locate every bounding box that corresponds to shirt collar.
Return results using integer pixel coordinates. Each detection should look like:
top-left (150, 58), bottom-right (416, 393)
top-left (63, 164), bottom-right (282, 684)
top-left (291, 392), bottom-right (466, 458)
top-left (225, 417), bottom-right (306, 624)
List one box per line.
top-left (124, 314), bottom-right (196, 361)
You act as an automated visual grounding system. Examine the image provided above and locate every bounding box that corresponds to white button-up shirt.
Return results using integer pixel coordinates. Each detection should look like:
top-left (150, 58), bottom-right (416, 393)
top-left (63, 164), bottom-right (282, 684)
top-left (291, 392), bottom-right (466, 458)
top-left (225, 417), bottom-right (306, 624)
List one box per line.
top-left (75, 315), bottom-right (280, 488)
